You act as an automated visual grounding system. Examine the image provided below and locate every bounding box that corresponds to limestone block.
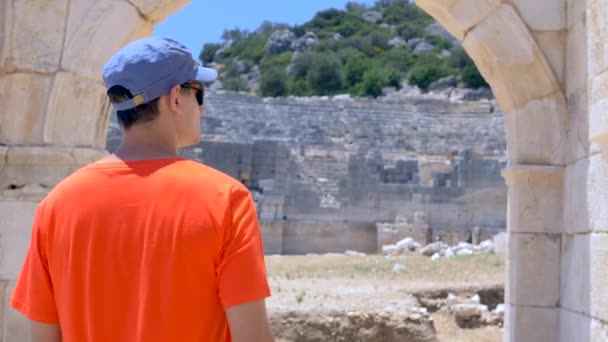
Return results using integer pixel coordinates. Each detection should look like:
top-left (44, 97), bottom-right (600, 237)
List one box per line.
top-left (5, 281), bottom-right (31, 342)
top-left (0, 73), bottom-right (52, 145)
top-left (502, 93), bottom-right (569, 165)
top-left (128, 0), bottom-right (191, 23)
top-left (588, 0), bottom-right (608, 77)
top-left (61, 0), bottom-right (143, 80)
top-left (590, 71), bottom-right (608, 149)
top-left (591, 318), bottom-right (608, 341)
top-left (1, 147), bottom-right (78, 190)
top-left (71, 148), bottom-right (108, 166)
top-left (507, 233), bottom-right (560, 307)
top-left (567, 0), bottom-right (586, 29)
top-left (0, 146), bottom-right (7, 169)
top-left (414, 0), bottom-right (503, 41)
top-left (560, 234), bottom-right (590, 314)
top-left (590, 233), bottom-right (608, 322)
top-left (532, 30), bottom-right (565, 86)
top-left (508, 0), bottom-right (566, 31)
top-left (0, 201), bottom-right (37, 279)
top-left (565, 154), bottom-right (608, 233)
top-left (559, 309), bottom-right (591, 342)
top-left (6, 0), bottom-right (68, 72)
top-left (502, 165), bottom-right (564, 233)
top-left (504, 305), bottom-right (559, 342)
top-left (44, 72), bottom-right (112, 147)
top-left (463, 4), bottom-right (563, 114)
top-left (565, 20), bottom-right (590, 163)
top-left (0, 0), bottom-right (14, 74)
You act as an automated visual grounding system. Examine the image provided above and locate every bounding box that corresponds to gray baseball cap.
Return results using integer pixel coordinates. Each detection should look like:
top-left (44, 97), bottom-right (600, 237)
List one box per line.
top-left (102, 37), bottom-right (217, 111)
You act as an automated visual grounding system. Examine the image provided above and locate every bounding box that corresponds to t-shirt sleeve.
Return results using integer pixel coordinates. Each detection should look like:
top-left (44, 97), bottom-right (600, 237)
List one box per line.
top-left (10, 204), bottom-right (59, 324)
top-left (216, 183), bottom-right (271, 309)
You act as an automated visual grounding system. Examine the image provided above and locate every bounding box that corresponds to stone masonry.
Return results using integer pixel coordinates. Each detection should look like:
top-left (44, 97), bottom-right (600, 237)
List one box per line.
top-left (1, 0), bottom-right (607, 340)
top-left (107, 92), bottom-right (508, 254)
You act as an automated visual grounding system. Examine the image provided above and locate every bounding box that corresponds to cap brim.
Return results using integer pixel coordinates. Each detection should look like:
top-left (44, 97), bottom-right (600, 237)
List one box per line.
top-left (195, 67), bottom-right (218, 83)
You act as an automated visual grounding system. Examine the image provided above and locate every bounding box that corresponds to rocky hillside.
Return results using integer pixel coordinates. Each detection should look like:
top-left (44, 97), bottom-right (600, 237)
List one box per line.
top-left (199, 0), bottom-right (491, 98)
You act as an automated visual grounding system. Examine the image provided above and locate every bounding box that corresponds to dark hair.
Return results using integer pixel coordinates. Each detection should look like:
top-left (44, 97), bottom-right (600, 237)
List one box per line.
top-left (107, 86), bottom-right (161, 130)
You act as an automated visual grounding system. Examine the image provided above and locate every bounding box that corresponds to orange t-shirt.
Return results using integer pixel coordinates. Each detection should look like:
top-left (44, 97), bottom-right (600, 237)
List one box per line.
top-left (10, 158), bottom-right (271, 342)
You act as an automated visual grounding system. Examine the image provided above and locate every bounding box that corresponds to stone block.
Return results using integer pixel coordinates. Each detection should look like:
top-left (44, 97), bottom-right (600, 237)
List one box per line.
top-left (414, 0), bottom-right (503, 41)
top-left (71, 148), bottom-right (108, 166)
top-left (0, 201), bottom-right (37, 279)
top-left (5, 281), bottom-right (31, 342)
top-left (567, 0), bottom-right (586, 29)
top-left (128, 0), bottom-right (191, 23)
top-left (507, 233), bottom-right (560, 307)
top-left (560, 234), bottom-right (590, 314)
top-left (560, 309), bottom-right (591, 342)
top-left (503, 93), bottom-right (569, 165)
top-left (502, 165), bottom-right (564, 233)
top-left (590, 233), bottom-right (608, 322)
top-left (532, 30), bottom-right (566, 86)
top-left (564, 158), bottom-right (590, 234)
top-left (260, 221), bottom-right (284, 255)
top-left (463, 4), bottom-right (563, 114)
top-left (591, 318), bottom-right (608, 341)
top-left (504, 305), bottom-right (559, 342)
top-left (565, 19), bottom-right (590, 163)
top-left (7, 0), bottom-right (68, 72)
top-left (588, 0), bottom-right (608, 77)
top-left (0, 0), bottom-right (14, 74)
top-left (1, 147), bottom-right (77, 190)
top-left (44, 72), bottom-right (111, 147)
top-left (61, 0), bottom-right (142, 80)
top-left (509, 0), bottom-right (566, 31)
top-left (0, 73), bottom-right (52, 145)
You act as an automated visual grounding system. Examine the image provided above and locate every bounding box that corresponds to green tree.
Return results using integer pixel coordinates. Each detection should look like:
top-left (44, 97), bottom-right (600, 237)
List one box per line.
top-left (307, 53), bottom-right (345, 95)
top-left (261, 67), bottom-right (288, 97)
top-left (222, 77), bottom-right (249, 92)
top-left (462, 65), bottom-right (488, 88)
top-left (408, 61), bottom-right (452, 89)
top-left (199, 43), bottom-right (222, 64)
top-left (361, 68), bottom-right (389, 97)
top-left (344, 54), bottom-right (370, 87)
top-left (291, 52), bottom-right (316, 79)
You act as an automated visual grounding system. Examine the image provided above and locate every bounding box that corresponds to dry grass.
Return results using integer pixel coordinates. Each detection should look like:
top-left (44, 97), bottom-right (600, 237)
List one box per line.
top-left (266, 253), bottom-right (504, 287)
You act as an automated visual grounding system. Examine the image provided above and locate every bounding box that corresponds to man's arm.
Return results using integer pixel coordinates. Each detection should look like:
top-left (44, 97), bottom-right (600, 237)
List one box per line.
top-left (226, 299), bottom-right (273, 342)
top-left (31, 321), bottom-right (61, 342)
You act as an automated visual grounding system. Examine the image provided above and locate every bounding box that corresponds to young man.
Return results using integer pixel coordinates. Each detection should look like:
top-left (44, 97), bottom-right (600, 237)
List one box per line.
top-left (10, 37), bottom-right (274, 342)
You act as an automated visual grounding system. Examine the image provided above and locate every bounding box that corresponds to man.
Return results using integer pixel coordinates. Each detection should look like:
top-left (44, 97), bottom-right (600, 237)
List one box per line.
top-left (10, 37), bottom-right (274, 342)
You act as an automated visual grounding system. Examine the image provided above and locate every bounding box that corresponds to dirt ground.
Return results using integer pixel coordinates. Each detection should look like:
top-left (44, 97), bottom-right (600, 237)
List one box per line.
top-left (265, 253), bottom-right (505, 342)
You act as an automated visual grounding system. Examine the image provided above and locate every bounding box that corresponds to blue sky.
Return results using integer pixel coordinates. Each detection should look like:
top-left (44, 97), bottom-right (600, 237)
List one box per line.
top-left (154, 0), bottom-right (376, 58)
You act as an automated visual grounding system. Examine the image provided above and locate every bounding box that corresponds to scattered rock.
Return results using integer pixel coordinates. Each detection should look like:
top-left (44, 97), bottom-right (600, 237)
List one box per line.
top-left (266, 29), bottom-right (296, 55)
top-left (493, 232), bottom-right (507, 255)
top-left (431, 253), bottom-right (440, 261)
top-left (392, 263), bottom-right (406, 272)
top-left (396, 237), bottom-right (420, 252)
top-left (389, 37), bottom-right (407, 48)
top-left (450, 87), bottom-right (494, 102)
top-left (456, 248), bottom-right (474, 257)
top-left (413, 42), bottom-right (434, 55)
top-left (382, 244), bottom-right (400, 255)
top-left (423, 22), bottom-right (459, 45)
top-left (362, 11), bottom-right (383, 23)
top-left (407, 38), bottom-right (426, 50)
top-left (333, 94), bottom-right (353, 101)
top-left (345, 250), bottom-right (366, 257)
top-left (292, 32), bottom-right (319, 52)
top-left (420, 241), bottom-right (447, 256)
top-left (428, 76), bottom-right (460, 92)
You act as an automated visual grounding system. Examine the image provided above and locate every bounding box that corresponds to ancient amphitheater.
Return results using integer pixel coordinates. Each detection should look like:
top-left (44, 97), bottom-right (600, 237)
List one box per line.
top-left (0, 0), bottom-right (607, 341)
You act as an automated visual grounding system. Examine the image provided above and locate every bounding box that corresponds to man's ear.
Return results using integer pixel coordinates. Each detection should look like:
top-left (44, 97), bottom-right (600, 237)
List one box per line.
top-left (165, 84), bottom-right (182, 113)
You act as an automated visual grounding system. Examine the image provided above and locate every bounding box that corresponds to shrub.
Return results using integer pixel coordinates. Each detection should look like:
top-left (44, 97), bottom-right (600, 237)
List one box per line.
top-left (291, 52), bottom-right (316, 79)
top-left (361, 68), bottom-right (389, 98)
top-left (462, 64), bottom-right (488, 88)
top-left (222, 77), bottom-right (249, 92)
top-left (307, 53), bottom-right (345, 95)
top-left (344, 54), bottom-right (371, 87)
top-left (199, 43), bottom-right (222, 64)
top-left (261, 67), bottom-right (288, 97)
top-left (408, 62), bottom-right (451, 89)
top-left (260, 52), bottom-right (294, 73)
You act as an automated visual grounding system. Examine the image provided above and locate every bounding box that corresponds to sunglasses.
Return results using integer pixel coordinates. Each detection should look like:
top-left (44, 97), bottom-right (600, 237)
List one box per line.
top-left (180, 81), bottom-right (205, 106)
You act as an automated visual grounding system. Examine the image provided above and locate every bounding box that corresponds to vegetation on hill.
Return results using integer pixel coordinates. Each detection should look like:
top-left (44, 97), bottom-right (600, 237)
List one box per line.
top-left (199, 0), bottom-right (488, 98)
